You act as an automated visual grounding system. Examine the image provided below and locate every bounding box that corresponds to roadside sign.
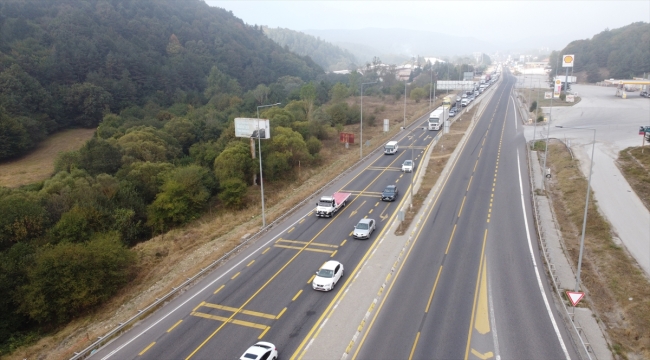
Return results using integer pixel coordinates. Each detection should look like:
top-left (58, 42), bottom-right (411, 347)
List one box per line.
top-left (566, 291), bottom-right (585, 307)
top-left (640, 126), bottom-right (650, 135)
top-left (544, 92), bottom-right (552, 99)
top-left (566, 95), bottom-right (575, 103)
top-left (562, 54), bottom-right (575, 68)
top-left (235, 118), bottom-right (270, 139)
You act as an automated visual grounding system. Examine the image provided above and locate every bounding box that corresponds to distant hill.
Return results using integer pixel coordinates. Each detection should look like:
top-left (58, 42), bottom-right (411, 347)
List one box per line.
top-left (0, 0), bottom-right (323, 160)
top-left (553, 22), bottom-right (650, 82)
top-left (302, 28), bottom-right (496, 62)
top-left (263, 27), bottom-right (358, 71)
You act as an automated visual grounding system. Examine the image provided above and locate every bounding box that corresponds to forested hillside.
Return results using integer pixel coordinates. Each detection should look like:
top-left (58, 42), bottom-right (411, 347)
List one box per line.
top-left (0, 0), bottom-right (357, 354)
top-left (549, 22), bottom-right (650, 82)
top-left (0, 0), bottom-right (322, 160)
top-left (263, 26), bottom-right (358, 71)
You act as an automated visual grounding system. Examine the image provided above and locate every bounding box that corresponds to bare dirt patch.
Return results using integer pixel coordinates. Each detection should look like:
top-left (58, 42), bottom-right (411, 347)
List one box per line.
top-left (545, 141), bottom-right (650, 359)
top-left (0, 128), bottom-right (96, 188)
top-left (617, 146), bottom-right (650, 212)
top-left (7, 95), bottom-right (447, 360)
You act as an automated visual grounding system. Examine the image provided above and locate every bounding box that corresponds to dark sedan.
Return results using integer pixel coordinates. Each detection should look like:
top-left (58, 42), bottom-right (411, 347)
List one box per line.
top-left (381, 185), bottom-right (399, 201)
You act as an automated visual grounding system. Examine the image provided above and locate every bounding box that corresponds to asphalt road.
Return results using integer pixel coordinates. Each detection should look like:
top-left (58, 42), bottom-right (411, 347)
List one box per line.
top-left (91, 97), bottom-right (447, 359)
top-left (353, 72), bottom-right (581, 359)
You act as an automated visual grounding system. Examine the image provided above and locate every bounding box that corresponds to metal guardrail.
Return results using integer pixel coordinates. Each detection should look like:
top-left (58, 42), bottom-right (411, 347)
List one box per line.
top-left (525, 149), bottom-right (593, 360)
top-left (71, 108), bottom-right (436, 360)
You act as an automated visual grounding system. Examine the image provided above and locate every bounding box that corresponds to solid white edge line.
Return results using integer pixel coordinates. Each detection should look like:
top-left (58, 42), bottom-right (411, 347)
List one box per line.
top-left (99, 212), bottom-right (310, 360)
top-left (516, 149), bottom-right (570, 359)
top-left (511, 95), bottom-right (517, 131)
top-left (487, 272), bottom-right (501, 360)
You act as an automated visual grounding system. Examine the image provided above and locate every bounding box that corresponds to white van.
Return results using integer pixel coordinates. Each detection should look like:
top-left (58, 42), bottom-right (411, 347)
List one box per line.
top-left (384, 141), bottom-right (398, 154)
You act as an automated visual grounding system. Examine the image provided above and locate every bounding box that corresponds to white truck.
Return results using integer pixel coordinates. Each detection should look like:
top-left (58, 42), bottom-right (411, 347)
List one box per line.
top-left (428, 107), bottom-right (449, 131)
top-left (315, 192), bottom-right (351, 218)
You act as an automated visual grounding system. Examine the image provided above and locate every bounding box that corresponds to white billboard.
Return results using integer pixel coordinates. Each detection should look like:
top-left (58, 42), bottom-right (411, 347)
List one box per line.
top-left (235, 118), bottom-right (270, 139)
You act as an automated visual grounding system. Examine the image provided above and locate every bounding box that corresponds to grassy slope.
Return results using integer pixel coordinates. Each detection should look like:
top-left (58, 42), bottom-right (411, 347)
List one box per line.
top-left (0, 128), bottom-right (96, 188)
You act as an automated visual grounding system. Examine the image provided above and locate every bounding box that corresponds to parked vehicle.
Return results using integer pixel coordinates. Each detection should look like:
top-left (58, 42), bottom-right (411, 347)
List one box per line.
top-left (315, 192), bottom-right (351, 218)
top-left (428, 107), bottom-right (449, 131)
top-left (384, 141), bottom-right (399, 154)
top-left (353, 218), bottom-right (376, 239)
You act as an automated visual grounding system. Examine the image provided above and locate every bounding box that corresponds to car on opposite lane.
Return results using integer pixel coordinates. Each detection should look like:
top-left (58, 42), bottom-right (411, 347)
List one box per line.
top-left (381, 185), bottom-right (399, 201)
top-left (312, 260), bottom-right (344, 291)
top-left (353, 218), bottom-right (376, 239)
top-left (240, 341), bottom-right (278, 360)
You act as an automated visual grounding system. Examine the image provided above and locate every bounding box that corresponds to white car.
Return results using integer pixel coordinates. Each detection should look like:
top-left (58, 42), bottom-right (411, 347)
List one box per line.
top-left (240, 341), bottom-right (278, 360)
top-left (353, 218), bottom-right (376, 239)
top-left (312, 260), bottom-right (344, 291)
top-left (402, 160), bottom-right (414, 172)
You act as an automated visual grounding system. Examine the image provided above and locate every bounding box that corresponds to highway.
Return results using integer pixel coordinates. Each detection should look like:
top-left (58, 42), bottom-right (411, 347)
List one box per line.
top-left (91, 94), bottom-right (445, 359)
top-left (351, 72), bottom-right (580, 359)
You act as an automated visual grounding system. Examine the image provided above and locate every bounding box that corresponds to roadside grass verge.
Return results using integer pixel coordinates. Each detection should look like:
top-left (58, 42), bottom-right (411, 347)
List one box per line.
top-left (545, 141), bottom-right (650, 359)
top-left (0, 128), bottom-right (96, 188)
top-left (7, 96), bottom-right (438, 360)
top-left (395, 105), bottom-right (476, 235)
top-left (616, 147), bottom-right (650, 211)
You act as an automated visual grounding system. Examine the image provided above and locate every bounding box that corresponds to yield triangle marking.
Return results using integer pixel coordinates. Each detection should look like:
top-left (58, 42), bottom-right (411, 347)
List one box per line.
top-left (566, 291), bottom-right (585, 307)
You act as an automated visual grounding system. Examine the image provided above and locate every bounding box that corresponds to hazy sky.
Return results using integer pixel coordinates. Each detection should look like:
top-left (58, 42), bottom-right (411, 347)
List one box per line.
top-left (206, 1), bottom-right (650, 44)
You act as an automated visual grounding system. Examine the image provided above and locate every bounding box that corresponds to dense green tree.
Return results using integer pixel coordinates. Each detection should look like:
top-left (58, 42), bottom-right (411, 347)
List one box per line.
top-left (163, 117), bottom-right (198, 154)
top-left (0, 113), bottom-right (32, 159)
top-left (213, 141), bottom-right (257, 185)
top-left (300, 82), bottom-right (317, 120)
top-left (53, 150), bottom-right (82, 173)
top-left (116, 161), bottom-right (175, 203)
top-left (409, 87), bottom-right (427, 103)
top-left (78, 138), bottom-right (123, 176)
top-left (63, 83), bottom-right (113, 128)
top-left (17, 233), bottom-right (135, 324)
top-left (306, 137), bottom-right (322, 156)
top-left (48, 206), bottom-right (94, 244)
top-left (0, 243), bottom-right (35, 347)
top-left (218, 178), bottom-right (248, 209)
top-left (146, 165), bottom-right (213, 229)
top-left (117, 126), bottom-right (181, 164)
top-left (0, 193), bottom-right (48, 249)
top-left (329, 82), bottom-right (349, 102)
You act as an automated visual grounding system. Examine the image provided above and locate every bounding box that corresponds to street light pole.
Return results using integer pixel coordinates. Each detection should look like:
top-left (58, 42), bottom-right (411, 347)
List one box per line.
top-left (543, 55), bottom-right (561, 174)
top-left (360, 81), bottom-right (377, 159)
top-left (556, 126), bottom-right (596, 292)
top-left (256, 102), bottom-right (281, 228)
top-left (404, 79), bottom-right (409, 129)
top-left (429, 62), bottom-right (433, 109)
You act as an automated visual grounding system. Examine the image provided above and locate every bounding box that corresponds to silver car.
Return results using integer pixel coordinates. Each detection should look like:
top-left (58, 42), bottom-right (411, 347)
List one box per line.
top-left (353, 218), bottom-right (376, 239)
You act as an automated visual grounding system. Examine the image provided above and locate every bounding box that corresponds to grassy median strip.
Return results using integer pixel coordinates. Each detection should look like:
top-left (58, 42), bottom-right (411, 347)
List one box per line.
top-left (617, 146), bottom-right (650, 212)
top-left (545, 141), bottom-right (650, 359)
top-left (394, 106), bottom-right (476, 236)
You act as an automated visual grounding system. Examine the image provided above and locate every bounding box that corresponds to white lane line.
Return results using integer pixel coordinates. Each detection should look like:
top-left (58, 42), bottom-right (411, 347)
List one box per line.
top-left (511, 95), bottom-right (517, 131)
top-left (487, 273), bottom-right (501, 360)
top-left (516, 149), bottom-right (570, 359)
top-left (99, 212), bottom-right (311, 360)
